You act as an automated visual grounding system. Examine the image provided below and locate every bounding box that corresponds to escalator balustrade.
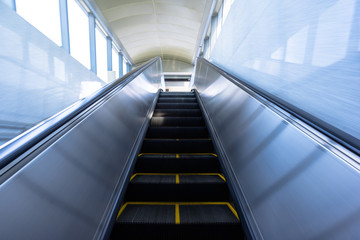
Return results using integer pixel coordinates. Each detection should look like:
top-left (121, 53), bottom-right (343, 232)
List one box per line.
top-left (111, 91), bottom-right (243, 239)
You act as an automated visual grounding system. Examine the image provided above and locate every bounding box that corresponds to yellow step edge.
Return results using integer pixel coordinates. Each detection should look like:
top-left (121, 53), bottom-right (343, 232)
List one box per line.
top-left (117, 202), bottom-right (239, 221)
top-left (130, 173), bottom-right (226, 182)
top-left (143, 138), bottom-right (212, 140)
top-left (175, 204), bottom-right (180, 224)
top-left (124, 201), bottom-right (234, 206)
top-left (116, 202), bottom-right (129, 220)
top-left (138, 153), bottom-right (217, 157)
top-left (226, 203), bottom-right (239, 220)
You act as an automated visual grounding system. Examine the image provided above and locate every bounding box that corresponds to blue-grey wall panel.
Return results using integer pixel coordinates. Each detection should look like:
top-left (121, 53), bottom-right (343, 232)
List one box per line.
top-left (194, 60), bottom-right (360, 239)
top-left (209, 0), bottom-right (360, 149)
top-left (0, 59), bottom-right (162, 239)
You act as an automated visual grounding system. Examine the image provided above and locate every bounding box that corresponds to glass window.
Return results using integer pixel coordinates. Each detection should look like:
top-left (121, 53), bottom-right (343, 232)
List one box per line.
top-left (68, 0), bottom-right (90, 69)
top-left (95, 26), bottom-right (107, 81)
top-left (223, 0), bottom-right (234, 24)
top-left (210, 16), bottom-right (217, 52)
top-left (217, 5), bottom-right (223, 37)
top-left (123, 59), bottom-right (127, 75)
top-left (204, 38), bottom-right (210, 59)
top-left (112, 47), bottom-right (119, 78)
top-left (16, 0), bottom-right (61, 46)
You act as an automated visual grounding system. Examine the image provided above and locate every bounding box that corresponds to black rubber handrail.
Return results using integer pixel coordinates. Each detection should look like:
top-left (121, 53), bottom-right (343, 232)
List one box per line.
top-left (0, 57), bottom-right (161, 169)
top-left (196, 57), bottom-right (360, 156)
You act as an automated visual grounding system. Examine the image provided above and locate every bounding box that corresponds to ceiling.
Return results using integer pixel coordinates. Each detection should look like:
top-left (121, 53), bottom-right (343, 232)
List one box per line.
top-left (93, 0), bottom-right (214, 65)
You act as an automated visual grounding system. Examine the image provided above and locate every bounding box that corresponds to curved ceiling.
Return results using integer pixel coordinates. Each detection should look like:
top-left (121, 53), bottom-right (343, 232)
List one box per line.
top-left (94, 0), bottom-right (214, 65)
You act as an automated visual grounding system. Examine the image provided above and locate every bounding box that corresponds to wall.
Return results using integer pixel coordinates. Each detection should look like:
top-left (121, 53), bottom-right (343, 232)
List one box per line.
top-left (0, 2), bottom-right (105, 145)
top-left (162, 59), bottom-right (193, 73)
top-left (209, 0), bottom-right (360, 150)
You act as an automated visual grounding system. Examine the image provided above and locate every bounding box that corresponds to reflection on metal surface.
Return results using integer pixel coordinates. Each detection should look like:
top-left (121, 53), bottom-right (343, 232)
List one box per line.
top-left (0, 3), bottom-right (105, 146)
top-left (194, 59), bottom-right (360, 239)
top-left (208, 0), bottom-right (360, 151)
top-left (0, 58), bottom-right (162, 239)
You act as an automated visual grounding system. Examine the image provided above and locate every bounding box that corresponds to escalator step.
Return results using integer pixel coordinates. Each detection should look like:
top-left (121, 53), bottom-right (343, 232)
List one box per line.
top-left (113, 203), bottom-right (243, 240)
top-left (160, 93), bottom-right (194, 98)
top-left (158, 97), bottom-right (197, 103)
top-left (146, 127), bottom-right (208, 138)
top-left (116, 203), bottom-right (238, 224)
top-left (117, 204), bottom-right (175, 224)
top-left (127, 173), bottom-right (228, 202)
top-left (156, 103), bottom-right (199, 109)
top-left (153, 109), bottom-right (202, 117)
top-left (135, 154), bottom-right (220, 173)
top-left (126, 181), bottom-right (229, 202)
top-left (141, 139), bottom-right (213, 153)
top-left (180, 205), bottom-right (238, 223)
top-left (130, 174), bottom-right (225, 184)
top-left (150, 117), bottom-right (204, 127)
top-left (131, 174), bottom-right (176, 184)
top-left (153, 109), bottom-right (201, 117)
top-left (179, 175), bottom-right (225, 183)
top-left (111, 222), bottom-right (243, 240)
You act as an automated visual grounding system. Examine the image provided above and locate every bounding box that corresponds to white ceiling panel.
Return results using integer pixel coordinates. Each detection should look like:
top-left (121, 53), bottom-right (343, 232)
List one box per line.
top-left (155, 4), bottom-right (203, 21)
top-left (102, 3), bottom-right (154, 22)
top-left (156, 0), bottom-right (207, 12)
top-left (93, 0), bottom-right (214, 64)
top-left (95, 0), bottom-right (151, 11)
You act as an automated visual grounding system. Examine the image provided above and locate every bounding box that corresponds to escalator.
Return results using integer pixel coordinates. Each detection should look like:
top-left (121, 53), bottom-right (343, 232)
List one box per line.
top-left (2, 56), bottom-right (359, 239)
top-left (111, 91), bottom-right (244, 239)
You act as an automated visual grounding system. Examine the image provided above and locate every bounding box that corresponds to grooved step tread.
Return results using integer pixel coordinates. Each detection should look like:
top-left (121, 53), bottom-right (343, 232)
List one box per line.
top-left (117, 203), bottom-right (239, 224)
top-left (135, 154), bottom-right (220, 173)
top-left (160, 94), bottom-right (195, 98)
top-left (126, 175), bottom-right (227, 202)
top-left (153, 109), bottom-right (202, 117)
top-left (150, 116), bottom-right (204, 127)
top-left (158, 98), bottom-right (197, 103)
top-left (156, 103), bottom-right (199, 109)
top-left (130, 174), bottom-right (225, 184)
top-left (126, 182), bottom-right (229, 201)
top-left (141, 139), bottom-right (213, 153)
top-left (111, 223), bottom-right (243, 240)
top-left (146, 126), bottom-right (208, 138)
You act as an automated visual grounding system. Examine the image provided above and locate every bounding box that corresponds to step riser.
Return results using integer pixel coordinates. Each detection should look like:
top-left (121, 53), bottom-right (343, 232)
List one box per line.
top-left (126, 184), bottom-right (229, 202)
top-left (160, 94), bottom-right (195, 98)
top-left (146, 127), bottom-right (209, 139)
top-left (153, 109), bottom-right (202, 117)
top-left (150, 117), bottom-right (204, 127)
top-left (112, 223), bottom-right (243, 240)
top-left (141, 140), bottom-right (213, 153)
top-left (135, 157), bottom-right (220, 173)
top-left (156, 103), bottom-right (199, 109)
top-left (158, 98), bottom-right (197, 103)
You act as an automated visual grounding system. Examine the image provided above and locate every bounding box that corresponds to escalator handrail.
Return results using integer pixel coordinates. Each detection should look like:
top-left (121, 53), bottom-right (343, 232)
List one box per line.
top-left (0, 57), bottom-right (161, 169)
top-left (195, 57), bottom-right (360, 156)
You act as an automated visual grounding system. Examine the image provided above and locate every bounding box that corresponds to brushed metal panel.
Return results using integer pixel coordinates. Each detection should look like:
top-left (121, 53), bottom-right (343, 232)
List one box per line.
top-left (0, 60), bottom-right (162, 239)
top-left (194, 60), bottom-right (360, 239)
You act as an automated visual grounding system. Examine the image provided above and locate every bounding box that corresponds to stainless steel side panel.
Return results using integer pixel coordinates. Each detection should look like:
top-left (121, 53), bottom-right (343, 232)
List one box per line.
top-left (0, 61), bottom-right (163, 239)
top-left (194, 60), bottom-right (360, 239)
